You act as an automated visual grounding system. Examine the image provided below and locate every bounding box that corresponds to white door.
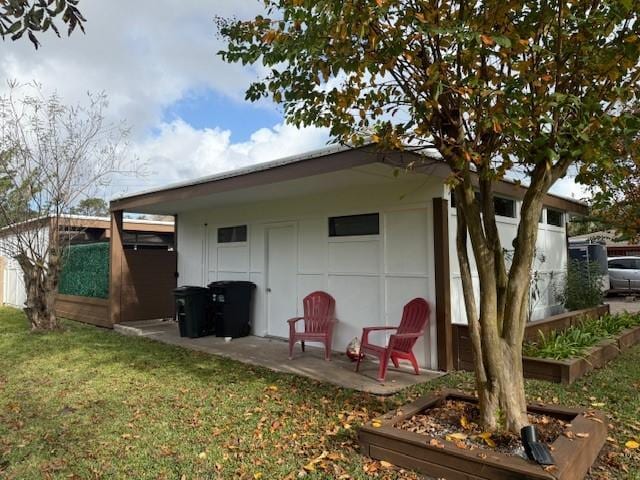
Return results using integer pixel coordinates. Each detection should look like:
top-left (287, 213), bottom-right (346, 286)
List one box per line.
top-left (266, 224), bottom-right (297, 338)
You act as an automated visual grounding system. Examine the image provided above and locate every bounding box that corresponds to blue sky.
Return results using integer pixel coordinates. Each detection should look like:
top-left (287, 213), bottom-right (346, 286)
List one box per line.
top-left (161, 89), bottom-right (283, 143)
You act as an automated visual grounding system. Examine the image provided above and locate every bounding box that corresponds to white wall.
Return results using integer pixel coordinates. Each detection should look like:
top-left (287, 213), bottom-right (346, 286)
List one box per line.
top-left (177, 172), bottom-right (446, 369)
top-left (0, 227), bottom-right (50, 309)
top-left (448, 194), bottom-right (568, 325)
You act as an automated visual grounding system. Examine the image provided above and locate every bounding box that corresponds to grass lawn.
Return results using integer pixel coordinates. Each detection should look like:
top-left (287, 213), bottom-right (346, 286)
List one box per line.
top-left (0, 306), bottom-right (639, 479)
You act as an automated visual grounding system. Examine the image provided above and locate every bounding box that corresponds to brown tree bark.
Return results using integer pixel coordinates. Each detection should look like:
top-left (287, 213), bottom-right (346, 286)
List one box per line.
top-left (17, 253), bottom-right (61, 331)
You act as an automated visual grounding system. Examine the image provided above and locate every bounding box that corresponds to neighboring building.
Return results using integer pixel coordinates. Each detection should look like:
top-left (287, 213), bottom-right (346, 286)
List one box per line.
top-left (110, 146), bottom-right (586, 371)
top-left (570, 229), bottom-right (640, 257)
top-left (0, 215), bottom-right (174, 309)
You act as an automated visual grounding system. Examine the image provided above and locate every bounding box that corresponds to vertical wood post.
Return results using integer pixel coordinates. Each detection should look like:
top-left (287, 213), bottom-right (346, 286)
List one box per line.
top-left (433, 197), bottom-right (453, 371)
top-left (109, 210), bottom-right (124, 326)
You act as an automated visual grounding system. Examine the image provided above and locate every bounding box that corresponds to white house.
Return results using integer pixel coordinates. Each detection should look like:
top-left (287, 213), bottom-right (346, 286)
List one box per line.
top-left (109, 145), bottom-right (585, 371)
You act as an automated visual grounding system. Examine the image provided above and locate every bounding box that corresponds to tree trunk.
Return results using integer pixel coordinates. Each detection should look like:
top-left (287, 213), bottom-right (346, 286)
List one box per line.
top-left (17, 254), bottom-right (61, 331)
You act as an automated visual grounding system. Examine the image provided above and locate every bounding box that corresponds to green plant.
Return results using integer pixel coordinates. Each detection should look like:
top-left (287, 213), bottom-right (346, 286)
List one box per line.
top-left (558, 259), bottom-right (604, 311)
top-left (524, 312), bottom-right (640, 360)
top-left (58, 242), bottom-right (109, 298)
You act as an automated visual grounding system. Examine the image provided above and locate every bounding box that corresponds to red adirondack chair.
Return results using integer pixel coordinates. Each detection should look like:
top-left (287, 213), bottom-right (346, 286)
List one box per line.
top-left (356, 298), bottom-right (430, 381)
top-left (288, 291), bottom-right (336, 361)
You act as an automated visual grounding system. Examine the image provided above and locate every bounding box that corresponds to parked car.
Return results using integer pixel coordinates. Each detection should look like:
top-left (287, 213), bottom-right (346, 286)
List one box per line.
top-left (607, 256), bottom-right (640, 292)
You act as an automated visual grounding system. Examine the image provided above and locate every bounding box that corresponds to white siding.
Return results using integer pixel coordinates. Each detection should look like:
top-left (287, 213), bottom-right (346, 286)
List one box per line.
top-left (449, 196), bottom-right (568, 325)
top-left (177, 174), bottom-right (445, 369)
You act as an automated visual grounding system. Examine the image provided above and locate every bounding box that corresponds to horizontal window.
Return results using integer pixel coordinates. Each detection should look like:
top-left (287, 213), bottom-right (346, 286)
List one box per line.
top-left (329, 213), bottom-right (379, 237)
top-left (217, 225), bottom-right (247, 243)
top-left (452, 191), bottom-right (516, 218)
top-left (546, 209), bottom-right (564, 227)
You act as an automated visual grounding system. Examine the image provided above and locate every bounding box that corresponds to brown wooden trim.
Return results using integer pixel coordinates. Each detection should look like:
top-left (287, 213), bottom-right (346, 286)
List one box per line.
top-left (55, 293), bottom-right (110, 328)
top-left (109, 210), bottom-right (124, 325)
top-left (359, 390), bottom-right (606, 480)
top-left (433, 197), bottom-right (453, 371)
top-left (110, 147), bottom-right (386, 211)
top-left (110, 146), bottom-right (587, 215)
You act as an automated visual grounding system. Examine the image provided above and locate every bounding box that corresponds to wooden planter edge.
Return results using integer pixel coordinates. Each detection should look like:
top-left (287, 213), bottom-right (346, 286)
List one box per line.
top-left (359, 390), bottom-right (607, 480)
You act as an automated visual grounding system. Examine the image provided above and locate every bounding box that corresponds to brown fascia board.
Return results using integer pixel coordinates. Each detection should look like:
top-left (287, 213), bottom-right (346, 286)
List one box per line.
top-left (110, 145), bottom-right (587, 215)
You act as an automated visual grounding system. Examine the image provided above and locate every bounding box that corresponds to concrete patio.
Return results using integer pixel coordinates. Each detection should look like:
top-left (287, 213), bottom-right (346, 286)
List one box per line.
top-left (114, 319), bottom-right (443, 395)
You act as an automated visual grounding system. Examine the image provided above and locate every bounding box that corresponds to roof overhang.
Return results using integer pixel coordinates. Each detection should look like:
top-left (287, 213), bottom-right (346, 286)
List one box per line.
top-left (110, 145), bottom-right (587, 216)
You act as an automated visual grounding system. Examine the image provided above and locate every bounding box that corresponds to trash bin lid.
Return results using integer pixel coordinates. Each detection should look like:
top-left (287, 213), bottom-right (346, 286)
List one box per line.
top-left (207, 281), bottom-right (256, 289)
top-left (173, 286), bottom-right (209, 294)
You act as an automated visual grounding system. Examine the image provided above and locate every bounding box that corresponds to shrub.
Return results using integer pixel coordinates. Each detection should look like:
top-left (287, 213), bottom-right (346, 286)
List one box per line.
top-left (558, 259), bottom-right (604, 311)
top-left (524, 312), bottom-right (640, 359)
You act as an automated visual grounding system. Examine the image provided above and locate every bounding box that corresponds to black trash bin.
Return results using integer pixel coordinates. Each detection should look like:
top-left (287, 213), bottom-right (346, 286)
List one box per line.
top-left (207, 281), bottom-right (256, 338)
top-left (173, 286), bottom-right (212, 338)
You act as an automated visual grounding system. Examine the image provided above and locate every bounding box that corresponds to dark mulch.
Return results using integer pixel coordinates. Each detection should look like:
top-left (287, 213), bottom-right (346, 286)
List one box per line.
top-left (399, 399), bottom-right (566, 456)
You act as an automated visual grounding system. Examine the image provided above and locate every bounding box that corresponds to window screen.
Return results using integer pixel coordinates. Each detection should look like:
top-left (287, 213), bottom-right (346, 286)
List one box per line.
top-left (546, 209), bottom-right (564, 227)
top-left (217, 225), bottom-right (247, 243)
top-left (329, 213), bottom-right (379, 237)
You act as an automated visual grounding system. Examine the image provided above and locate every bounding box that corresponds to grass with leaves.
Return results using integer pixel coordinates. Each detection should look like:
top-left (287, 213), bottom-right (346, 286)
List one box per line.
top-left (0, 306), bottom-right (639, 479)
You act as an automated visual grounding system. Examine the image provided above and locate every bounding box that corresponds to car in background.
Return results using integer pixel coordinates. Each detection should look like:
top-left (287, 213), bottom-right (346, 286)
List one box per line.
top-left (607, 256), bottom-right (640, 292)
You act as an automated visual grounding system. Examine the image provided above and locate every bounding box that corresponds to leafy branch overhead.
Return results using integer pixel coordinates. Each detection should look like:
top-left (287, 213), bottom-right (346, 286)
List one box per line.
top-left (219, 0), bottom-right (640, 433)
top-left (0, 0), bottom-right (86, 49)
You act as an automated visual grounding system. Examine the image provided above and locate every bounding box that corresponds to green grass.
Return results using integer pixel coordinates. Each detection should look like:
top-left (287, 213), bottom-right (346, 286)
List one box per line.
top-left (0, 307), bottom-right (638, 479)
top-left (524, 312), bottom-right (640, 360)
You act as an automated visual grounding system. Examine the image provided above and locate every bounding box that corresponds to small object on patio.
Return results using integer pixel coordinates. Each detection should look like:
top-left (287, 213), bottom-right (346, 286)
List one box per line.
top-left (224, 336), bottom-right (232, 343)
top-left (521, 425), bottom-right (555, 466)
top-left (288, 291), bottom-right (336, 361)
top-left (356, 298), bottom-right (430, 382)
top-left (346, 337), bottom-right (364, 362)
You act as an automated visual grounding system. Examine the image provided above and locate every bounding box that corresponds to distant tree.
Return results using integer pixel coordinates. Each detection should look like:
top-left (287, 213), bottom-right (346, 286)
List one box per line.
top-left (219, 0), bottom-right (640, 433)
top-left (0, 83), bottom-right (131, 331)
top-left (69, 197), bottom-right (108, 217)
top-left (0, 0), bottom-right (85, 49)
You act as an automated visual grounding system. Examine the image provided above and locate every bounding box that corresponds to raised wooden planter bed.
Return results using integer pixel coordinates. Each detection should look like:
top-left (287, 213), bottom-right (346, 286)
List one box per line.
top-left (520, 325), bottom-right (640, 384)
top-left (454, 305), bottom-right (640, 384)
top-left (359, 390), bottom-right (607, 480)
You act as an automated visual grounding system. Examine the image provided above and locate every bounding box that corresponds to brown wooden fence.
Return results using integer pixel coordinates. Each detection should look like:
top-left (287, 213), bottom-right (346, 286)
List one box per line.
top-left (56, 249), bottom-right (177, 328)
top-left (55, 293), bottom-right (110, 327)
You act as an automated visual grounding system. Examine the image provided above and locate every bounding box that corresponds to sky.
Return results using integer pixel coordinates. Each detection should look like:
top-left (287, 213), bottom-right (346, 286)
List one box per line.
top-left (0, 0), bottom-right (587, 202)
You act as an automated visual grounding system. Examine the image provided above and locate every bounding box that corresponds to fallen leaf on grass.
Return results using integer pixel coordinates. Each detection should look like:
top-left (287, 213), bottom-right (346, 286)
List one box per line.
top-left (198, 452), bottom-right (207, 459)
top-left (625, 440), bottom-right (639, 449)
top-left (429, 438), bottom-right (445, 449)
top-left (380, 460), bottom-right (393, 468)
top-left (460, 416), bottom-right (470, 429)
top-left (576, 433), bottom-right (590, 439)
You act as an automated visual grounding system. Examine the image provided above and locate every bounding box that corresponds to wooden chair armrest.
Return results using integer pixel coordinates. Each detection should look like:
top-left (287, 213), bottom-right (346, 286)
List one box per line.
top-left (287, 317), bottom-right (305, 324)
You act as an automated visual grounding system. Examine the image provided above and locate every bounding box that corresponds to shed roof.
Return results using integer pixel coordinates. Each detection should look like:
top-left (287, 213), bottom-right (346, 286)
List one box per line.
top-left (110, 145), bottom-right (587, 215)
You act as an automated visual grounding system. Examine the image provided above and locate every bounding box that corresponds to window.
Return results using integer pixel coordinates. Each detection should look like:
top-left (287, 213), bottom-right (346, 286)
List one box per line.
top-left (329, 213), bottom-right (379, 237)
top-left (451, 191), bottom-right (515, 218)
top-left (546, 209), bottom-right (564, 227)
top-left (609, 258), bottom-right (636, 270)
top-left (217, 225), bottom-right (247, 243)
top-left (493, 196), bottom-right (516, 218)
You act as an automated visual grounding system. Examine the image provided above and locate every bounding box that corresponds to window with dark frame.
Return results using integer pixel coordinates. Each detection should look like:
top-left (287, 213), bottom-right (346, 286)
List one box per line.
top-left (217, 225), bottom-right (247, 243)
top-left (546, 209), bottom-right (564, 227)
top-left (328, 213), bottom-right (379, 237)
top-left (450, 191), bottom-right (515, 218)
top-left (493, 196), bottom-right (516, 218)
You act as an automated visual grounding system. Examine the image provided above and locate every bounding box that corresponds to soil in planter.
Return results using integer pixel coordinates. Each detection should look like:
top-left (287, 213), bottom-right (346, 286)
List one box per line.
top-left (398, 400), bottom-right (566, 457)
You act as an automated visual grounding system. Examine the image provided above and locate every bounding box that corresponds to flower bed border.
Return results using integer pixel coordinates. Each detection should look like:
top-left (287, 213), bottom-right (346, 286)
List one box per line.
top-left (453, 305), bottom-right (640, 384)
top-left (358, 390), bottom-right (607, 480)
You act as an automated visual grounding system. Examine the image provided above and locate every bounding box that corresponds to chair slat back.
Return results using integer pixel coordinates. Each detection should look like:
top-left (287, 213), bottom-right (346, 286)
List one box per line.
top-left (394, 298), bottom-right (430, 352)
top-left (303, 291), bottom-right (335, 333)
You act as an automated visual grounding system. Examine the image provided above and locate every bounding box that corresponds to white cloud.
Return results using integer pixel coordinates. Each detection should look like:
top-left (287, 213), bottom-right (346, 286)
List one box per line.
top-left (106, 120), bottom-right (330, 199)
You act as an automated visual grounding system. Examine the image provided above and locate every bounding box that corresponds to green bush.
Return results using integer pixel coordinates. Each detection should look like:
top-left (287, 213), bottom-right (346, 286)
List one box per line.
top-left (524, 312), bottom-right (640, 359)
top-left (58, 243), bottom-right (109, 299)
top-left (558, 259), bottom-right (605, 311)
